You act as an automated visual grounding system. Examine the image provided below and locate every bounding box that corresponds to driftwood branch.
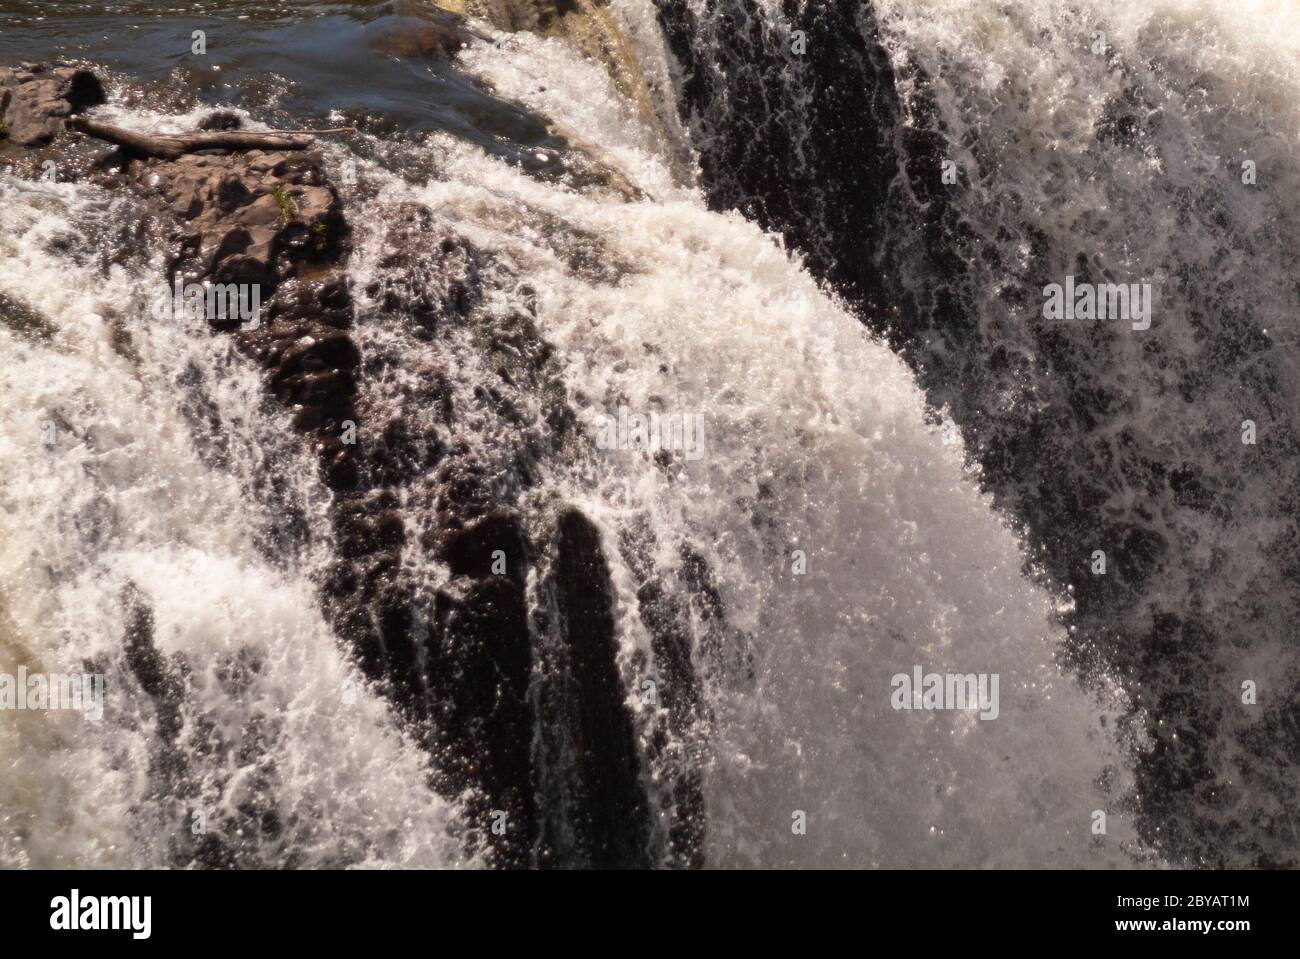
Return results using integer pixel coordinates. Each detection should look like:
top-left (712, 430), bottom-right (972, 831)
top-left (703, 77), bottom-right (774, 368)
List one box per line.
top-left (262, 127), bottom-right (357, 136)
top-left (69, 117), bottom-right (355, 159)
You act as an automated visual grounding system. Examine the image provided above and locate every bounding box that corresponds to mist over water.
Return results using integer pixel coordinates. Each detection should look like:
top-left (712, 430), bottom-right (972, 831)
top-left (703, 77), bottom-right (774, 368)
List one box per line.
top-left (1, 0), bottom-right (1293, 868)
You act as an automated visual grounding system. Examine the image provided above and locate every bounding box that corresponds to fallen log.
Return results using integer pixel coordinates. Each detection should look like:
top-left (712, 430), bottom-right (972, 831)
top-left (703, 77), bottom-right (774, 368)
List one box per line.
top-left (68, 116), bottom-right (355, 159)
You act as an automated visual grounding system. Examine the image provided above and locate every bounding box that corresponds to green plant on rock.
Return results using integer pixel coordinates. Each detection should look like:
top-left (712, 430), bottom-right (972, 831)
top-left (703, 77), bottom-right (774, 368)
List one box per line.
top-left (310, 222), bottom-right (328, 253)
top-left (271, 186), bottom-right (297, 223)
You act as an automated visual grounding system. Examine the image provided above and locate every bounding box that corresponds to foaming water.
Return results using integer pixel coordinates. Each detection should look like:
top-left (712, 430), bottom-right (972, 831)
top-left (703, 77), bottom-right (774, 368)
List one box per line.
top-left (594, 0), bottom-right (1300, 865)
top-left (0, 173), bottom-right (471, 867)
top-left (868, 0), bottom-right (1300, 865)
top-left (0, 0), bottom-right (1170, 868)
top-left (358, 22), bottom-right (1143, 864)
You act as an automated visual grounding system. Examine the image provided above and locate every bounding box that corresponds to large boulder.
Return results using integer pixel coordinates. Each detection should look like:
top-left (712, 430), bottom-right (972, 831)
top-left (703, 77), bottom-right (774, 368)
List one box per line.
top-left (130, 150), bottom-right (345, 291)
top-left (0, 63), bottom-right (104, 147)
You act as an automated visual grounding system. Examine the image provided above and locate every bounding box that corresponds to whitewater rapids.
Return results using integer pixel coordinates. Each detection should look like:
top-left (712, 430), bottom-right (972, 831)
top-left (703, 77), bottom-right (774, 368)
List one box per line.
top-left (0, 0), bottom-right (1157, 867)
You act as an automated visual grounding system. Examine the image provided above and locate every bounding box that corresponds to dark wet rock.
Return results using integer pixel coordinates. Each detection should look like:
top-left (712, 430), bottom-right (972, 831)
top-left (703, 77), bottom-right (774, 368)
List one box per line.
top-left (340, 198), bottom-right (674, 867)
top-left (654, 0), bottom-right (899, 309)
top-left (127, 142), bottom-right (367, 489)
top-left (438, 508), bottom-right (529, 581)
top-left (366, 203), bottom-right (482, 335)
top-left (426, 573), bottom-right (536, 867)
top-left (0, 62), bottom-right (105, 147)
top-left (542, 507), bottom-right (652, 868)
top-left (198, 110), bottom-right (243, 132)
top-left (128, 150), bottom-right (346, 290)
top-left (19, 63), bottom-right (683, 869)
top-left (335, 494), bottom-right (406, 558)
top-left (430, 453), bottom-right (497, 525)
top-left (652, 2), bottom-right (1300, 867)
top-left (0, 291), bottom-right (55, 340)
top-left (122, 584), bottom-right (186, 747)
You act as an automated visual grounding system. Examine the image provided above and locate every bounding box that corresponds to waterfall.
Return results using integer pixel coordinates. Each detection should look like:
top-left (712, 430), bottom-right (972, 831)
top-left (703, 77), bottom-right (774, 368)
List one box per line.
top-left (4, 0), bottom-right (1292, 868)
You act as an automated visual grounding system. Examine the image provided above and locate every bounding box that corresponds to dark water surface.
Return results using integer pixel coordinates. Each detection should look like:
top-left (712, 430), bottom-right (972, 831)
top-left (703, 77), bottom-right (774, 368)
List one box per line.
top-left (1, 1), bottom-right (564, 166)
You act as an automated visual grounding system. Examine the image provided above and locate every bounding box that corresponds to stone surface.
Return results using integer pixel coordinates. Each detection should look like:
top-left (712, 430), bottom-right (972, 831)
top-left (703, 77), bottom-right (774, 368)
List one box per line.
top-left (15, 63), bottom-right (704, 869)
top-left (0, 62), bottom-right (105, 147)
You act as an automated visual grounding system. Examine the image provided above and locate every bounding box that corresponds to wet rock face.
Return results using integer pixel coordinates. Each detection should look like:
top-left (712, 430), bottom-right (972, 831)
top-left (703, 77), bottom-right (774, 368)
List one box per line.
top-left (16, 66), bottom-right (683, 868)
top-left (132, 148), bottom-right (547, 866)
top-left (118, 141), bottom-right (366, 506)
top-left (615, 520), bottom-right (708, 868)
top-left (2, 43), bottom-right (746, 868)
top-left (345, 200), bottom-right (670, 868)
top-left (544, 508), bottom-right (652, 867)
top-left (128, 149), bottom-right (347, 293)
top-left (654, 2), bottom-right (1298, 868)
top-left (76, 123), bottom-right (367, 498)
top-left (653, 0), bottom-right (900, 311)
top-left (0, 63), bottom-right (105, 147)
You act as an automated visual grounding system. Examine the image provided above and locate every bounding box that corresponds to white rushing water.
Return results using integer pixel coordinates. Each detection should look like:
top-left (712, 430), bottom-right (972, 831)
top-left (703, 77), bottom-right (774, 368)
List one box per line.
top-left (0, 174), bottom-right (472, 868)
top-left (0, 1), bottom-right (1190, 868)
top-left (444, 25), bottom-right (1140, 867)
top-left (582, 0), bottom-right (1300, 866)
top-left (867, 0), bottom-right (1300, 866)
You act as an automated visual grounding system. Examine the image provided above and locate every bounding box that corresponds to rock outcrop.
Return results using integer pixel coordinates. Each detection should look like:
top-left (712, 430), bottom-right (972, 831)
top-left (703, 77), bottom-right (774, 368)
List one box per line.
top-left (8, 66), bottom-right (698, 868)
top-left (0, 63), bottom-right (105, 148)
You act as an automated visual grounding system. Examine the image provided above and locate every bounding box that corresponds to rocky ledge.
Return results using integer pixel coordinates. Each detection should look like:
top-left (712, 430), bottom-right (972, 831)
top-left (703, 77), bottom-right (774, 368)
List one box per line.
top-left (4, 62), bottom-right (708, 868)
top-left (0, 63), bottom-right (106, 147)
